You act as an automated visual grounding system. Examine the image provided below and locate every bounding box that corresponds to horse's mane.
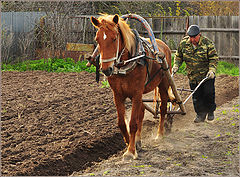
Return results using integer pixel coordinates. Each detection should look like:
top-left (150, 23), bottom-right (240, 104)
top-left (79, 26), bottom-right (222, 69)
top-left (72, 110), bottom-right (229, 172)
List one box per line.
top-left (97, 14), bottom-right (136, 55)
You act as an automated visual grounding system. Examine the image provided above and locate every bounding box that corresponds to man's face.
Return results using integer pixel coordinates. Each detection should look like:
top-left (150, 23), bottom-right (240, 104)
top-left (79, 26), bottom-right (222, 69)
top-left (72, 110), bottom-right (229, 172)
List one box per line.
top-left (189, 34), bottom-right (200, 45)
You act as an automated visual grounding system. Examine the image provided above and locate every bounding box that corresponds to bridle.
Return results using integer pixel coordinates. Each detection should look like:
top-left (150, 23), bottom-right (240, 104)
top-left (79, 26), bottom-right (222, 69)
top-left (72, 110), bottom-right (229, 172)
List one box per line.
top-left (100, 30), bottom-right (146, 67)
top-left (100, 28), bottom-right (126, 67)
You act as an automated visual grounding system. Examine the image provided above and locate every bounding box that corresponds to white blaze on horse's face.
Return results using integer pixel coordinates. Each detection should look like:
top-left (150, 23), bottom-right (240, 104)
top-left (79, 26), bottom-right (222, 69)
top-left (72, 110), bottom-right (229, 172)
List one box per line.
top-left (103, 32), bottom-right (107, 40)
top-left (96, 29), bottom-right (119, 76)
top-left (91, 15), bottom-right (120, 77)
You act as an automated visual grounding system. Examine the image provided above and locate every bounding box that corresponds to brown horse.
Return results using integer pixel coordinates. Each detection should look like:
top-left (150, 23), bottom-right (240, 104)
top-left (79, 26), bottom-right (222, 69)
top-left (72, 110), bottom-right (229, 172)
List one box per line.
top-left (90, 14), bottom-right (174, 160)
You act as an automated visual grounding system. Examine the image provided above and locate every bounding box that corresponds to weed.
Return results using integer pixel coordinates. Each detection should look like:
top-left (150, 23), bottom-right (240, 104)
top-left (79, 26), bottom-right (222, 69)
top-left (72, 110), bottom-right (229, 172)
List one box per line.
top-left (232, 108), bottom-right (239, 113)
top-left (225, 132), bottom-right (232, 136)
top-left (2, 58), bottom-right (96, 73)
top-left (215, 134), bottom-right (221, 137)
top-left (103, 170), bottom-right (110, 175)
top-left (202, 154), bottom-right (208, 159)
top-left (226, 151), bottom-right (232, 156)
top-left (223, 161), bottom-right (232, 164)
top-left (175, 163), bottom-right (182, 166)
top-left (100, 80), bottom-right (110, 88)
top-left (222, 110), bottom-right (227, 115)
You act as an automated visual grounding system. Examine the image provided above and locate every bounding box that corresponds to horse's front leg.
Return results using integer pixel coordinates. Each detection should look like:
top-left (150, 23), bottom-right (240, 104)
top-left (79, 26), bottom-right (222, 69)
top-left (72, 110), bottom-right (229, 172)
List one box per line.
top-left (114, 94), bottom-right (129, 146)
top-left (123, 96), bottom-right (142, 160)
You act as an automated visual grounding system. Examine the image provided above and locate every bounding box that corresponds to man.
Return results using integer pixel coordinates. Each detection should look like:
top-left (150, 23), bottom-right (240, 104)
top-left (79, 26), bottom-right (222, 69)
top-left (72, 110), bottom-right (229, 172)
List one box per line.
top-left (172, 25), bottom-right (218, 123)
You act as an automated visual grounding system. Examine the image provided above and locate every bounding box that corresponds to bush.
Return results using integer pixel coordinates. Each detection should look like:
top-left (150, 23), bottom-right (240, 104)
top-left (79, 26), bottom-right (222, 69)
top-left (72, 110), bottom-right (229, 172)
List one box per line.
top-left (2, 57), bottom-right (239, 77)
top-left (1, 58), bottom-right (96, 73)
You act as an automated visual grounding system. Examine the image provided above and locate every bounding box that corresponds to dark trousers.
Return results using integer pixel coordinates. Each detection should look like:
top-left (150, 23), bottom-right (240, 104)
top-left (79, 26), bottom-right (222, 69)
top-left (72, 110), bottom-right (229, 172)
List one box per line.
top-left (189, 78), bottom-right (216, 115)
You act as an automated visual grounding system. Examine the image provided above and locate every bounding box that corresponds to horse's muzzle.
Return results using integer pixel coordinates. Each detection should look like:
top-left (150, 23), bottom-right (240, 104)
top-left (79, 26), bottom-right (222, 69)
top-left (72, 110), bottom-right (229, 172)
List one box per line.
top-left (102, 67), bottom-right (113, 77)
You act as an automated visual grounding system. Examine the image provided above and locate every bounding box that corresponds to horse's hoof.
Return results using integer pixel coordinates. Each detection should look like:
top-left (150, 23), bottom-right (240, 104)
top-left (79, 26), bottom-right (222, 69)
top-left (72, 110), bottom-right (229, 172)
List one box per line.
top-left (136, 141), bottom-right (142, 151)
top-left (123, 150), bottom-right (138, 161)
top-left (155, 134), bottom-right (163, 141)
top-left (154, 135), bottom-right (159, 140)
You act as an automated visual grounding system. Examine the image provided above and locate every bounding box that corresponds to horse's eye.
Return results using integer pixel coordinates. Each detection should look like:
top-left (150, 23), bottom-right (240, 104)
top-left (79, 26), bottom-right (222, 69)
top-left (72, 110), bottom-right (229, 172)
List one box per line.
top-left (113, 38), bottom-right (117, 42)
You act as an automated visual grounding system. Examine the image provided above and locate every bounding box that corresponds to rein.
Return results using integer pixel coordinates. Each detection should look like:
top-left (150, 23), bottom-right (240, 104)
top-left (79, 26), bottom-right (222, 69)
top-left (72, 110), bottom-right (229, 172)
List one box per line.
top-left (117, 54), bottom-right (145, 65)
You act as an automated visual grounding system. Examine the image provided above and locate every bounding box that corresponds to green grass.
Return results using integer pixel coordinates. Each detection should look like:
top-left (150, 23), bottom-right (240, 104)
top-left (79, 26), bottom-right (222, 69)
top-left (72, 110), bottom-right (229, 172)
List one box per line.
top-left (1, 58), bottom-right (96, 73)
top-left (216, 61), bottom-right (239, 76)
top-left (171, 55), bottom-right (239, 76)
top-left (2, 57), bottom-right (239, 77)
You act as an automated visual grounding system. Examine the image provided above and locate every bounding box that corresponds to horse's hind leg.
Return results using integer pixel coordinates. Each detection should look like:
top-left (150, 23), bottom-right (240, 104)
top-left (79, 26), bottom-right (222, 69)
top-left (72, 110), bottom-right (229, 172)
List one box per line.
top-left (156, 83), bottom-right (168, 139)
top-left (135, 101), bottom-right (145, 151)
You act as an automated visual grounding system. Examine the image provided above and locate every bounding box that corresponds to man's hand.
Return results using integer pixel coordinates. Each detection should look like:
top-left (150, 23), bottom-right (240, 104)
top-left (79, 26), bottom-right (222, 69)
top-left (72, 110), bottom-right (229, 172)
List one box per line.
top-left (86, 55), bottom-right (94, 67)
top-left (86, 61), bottom-right (92, 67)
top-left (172, 66), bottom-right (179, 75)
top-left (206, 71), bottom-right (215, 79)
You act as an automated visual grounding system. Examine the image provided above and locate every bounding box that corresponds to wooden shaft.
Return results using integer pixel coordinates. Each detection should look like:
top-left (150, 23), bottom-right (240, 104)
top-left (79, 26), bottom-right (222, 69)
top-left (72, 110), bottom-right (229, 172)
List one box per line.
top-left (177, 88), bottom-right (193, 92)
top-left (143, 103), bottom-right (157, 117)
top-left (167, 110), bottom-right (186, 115)
top-left (144, 102), bottom-right (185, 120)
top-left (142, 98), bottom-right (161, 103)
top-left (158, 54), bottom-right (186, 114)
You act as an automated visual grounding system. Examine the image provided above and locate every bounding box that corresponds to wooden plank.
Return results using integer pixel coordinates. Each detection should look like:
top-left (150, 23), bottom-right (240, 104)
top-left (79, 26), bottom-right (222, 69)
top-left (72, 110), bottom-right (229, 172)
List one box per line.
top-left (219, 16), bottom-right (228, 56)
top-left (232, 16), bottom-right (239, 57)
top-left (66, 43), bottom-right (94, 52)
top-left (200, 16), bottom-right (209, 39)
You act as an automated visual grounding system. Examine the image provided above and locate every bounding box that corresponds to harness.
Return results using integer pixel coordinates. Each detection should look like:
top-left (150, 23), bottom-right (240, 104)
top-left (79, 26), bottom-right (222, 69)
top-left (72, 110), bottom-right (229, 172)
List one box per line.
top-left (94, 28), bottom-right (162, 85)
top-left (112, 29), bottom-right (148, 75)
top-left (111, 29), bottom-right (162, 86)
top-left (94, 14), bottom-right (166, 85)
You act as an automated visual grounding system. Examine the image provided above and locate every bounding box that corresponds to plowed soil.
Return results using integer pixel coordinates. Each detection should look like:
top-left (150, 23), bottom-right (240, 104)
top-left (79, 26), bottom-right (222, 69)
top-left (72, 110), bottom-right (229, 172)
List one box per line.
top-left (1, 71), bottom-right (239, 176)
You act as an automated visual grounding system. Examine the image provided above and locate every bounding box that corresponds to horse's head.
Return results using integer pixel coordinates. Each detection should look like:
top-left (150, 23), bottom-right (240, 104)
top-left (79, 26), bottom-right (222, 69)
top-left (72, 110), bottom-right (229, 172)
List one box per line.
top-left (91, 14), bottom-right (135, 77)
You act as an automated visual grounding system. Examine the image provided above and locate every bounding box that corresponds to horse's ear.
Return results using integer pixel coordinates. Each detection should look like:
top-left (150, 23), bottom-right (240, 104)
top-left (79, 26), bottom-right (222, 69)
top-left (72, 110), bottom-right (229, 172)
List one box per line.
top-left (91, 16), bottom-right (100, 27)
top-left (113, 14), bottom-right (119, 25)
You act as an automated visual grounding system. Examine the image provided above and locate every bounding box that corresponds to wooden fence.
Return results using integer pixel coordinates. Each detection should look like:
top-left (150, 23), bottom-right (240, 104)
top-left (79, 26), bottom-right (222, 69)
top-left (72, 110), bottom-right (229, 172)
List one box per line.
top-left (62, 15), bottom-right (239, 63)
top-left (1, 13), bottom-right (239, 64)
top-left (63, 16), bottom-right (239, 62)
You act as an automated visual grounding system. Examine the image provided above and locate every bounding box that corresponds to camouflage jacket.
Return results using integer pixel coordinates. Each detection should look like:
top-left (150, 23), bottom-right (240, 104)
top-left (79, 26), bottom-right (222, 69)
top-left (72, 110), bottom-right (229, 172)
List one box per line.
top-left (173, 35), bottom-right (218, 83)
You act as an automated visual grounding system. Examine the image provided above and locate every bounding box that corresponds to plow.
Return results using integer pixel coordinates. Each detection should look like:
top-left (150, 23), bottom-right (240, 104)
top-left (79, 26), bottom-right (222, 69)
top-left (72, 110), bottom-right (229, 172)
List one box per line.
top-left (88, 14), bottom-right (209, 133)
top-left (120, 14), bottom-right (210, 133)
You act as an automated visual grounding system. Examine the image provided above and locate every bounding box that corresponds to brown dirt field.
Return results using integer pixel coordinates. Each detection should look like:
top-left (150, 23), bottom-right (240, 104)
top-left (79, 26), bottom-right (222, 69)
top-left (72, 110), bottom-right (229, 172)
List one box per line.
top-left (1, 71), bottom-right (239, 176)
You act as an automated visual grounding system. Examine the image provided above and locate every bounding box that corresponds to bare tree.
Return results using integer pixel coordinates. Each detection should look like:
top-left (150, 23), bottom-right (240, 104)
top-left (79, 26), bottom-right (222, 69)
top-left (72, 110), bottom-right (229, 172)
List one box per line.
top-left (1, 28), bottom-right (14, 64)
top-left (36, 2), bottom-right (75, 59)
top-left (18, 32), bottom-right (35, 61)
